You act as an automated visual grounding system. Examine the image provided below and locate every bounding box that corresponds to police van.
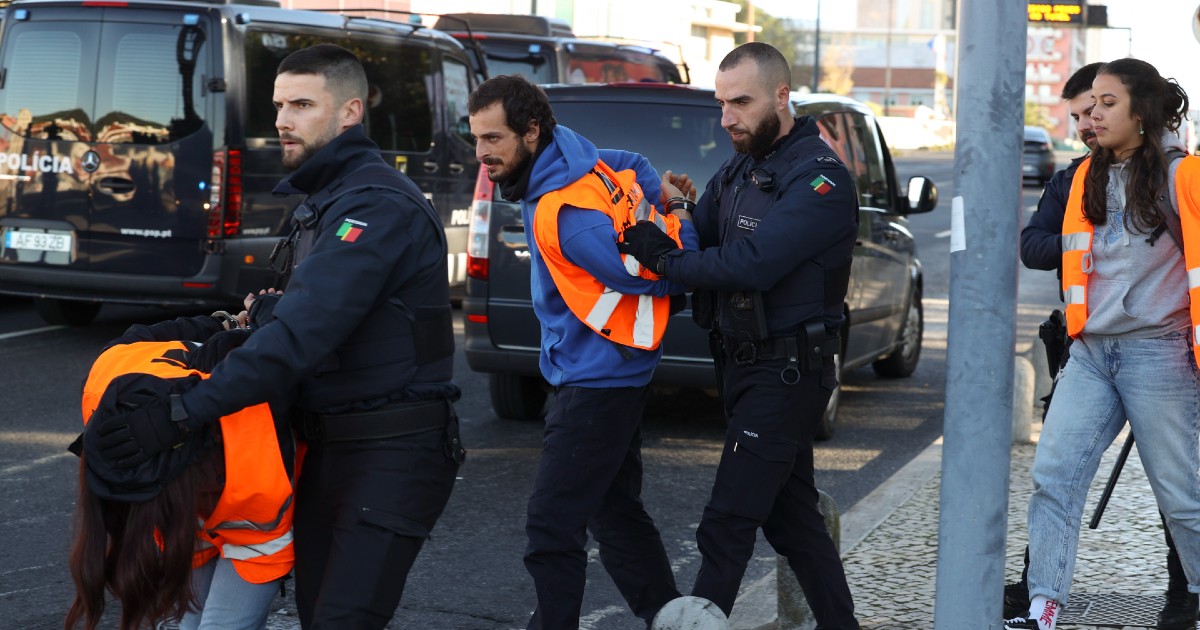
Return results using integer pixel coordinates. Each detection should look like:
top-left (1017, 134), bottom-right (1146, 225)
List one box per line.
top-left (433, 12), bottom-right (686, 85)
top-left (0, 0), bottom-right (479, 325)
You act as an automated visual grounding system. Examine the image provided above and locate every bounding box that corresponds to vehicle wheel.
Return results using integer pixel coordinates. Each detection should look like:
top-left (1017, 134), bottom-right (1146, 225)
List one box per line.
top-left (34, 298), bottom-right (101, 326)
top-left (873, 285), bottom-right (923, 378)
top-left (489, 373), bottom-right (548, 420)
top-left (815, 352), bottom-right (842, 442)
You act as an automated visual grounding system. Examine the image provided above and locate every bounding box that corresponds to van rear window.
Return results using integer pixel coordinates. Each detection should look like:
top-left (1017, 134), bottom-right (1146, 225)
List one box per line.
top-left (244, 31), bottom-right (434, 153)
top-left (0, 21), bottom-right (209, 143)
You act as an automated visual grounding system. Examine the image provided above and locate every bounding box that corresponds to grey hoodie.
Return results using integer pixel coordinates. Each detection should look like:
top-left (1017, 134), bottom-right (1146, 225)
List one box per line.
top-left (1083, 132), bottom-right (1191, 337)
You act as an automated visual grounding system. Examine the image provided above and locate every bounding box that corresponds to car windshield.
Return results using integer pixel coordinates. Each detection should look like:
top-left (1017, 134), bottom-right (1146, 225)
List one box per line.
top-left (551, 99), bottom-right (724, 192)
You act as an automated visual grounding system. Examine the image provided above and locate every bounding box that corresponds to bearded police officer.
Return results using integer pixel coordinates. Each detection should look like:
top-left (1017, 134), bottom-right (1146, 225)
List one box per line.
top-left (95, 44), bottom-right (464, 628)
top-left (620, 42), bottom-right (861, 627)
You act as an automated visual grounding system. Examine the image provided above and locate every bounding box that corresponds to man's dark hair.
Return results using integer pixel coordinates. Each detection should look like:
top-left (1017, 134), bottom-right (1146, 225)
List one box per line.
top-left (277, 43), bottom-right (368, 105)
top-left (468, 74), bottom-right (557, 140)
top-left (1060, 62), bottom-right (1103, 100)
top-left (718, 42), bottom-right (792, 91)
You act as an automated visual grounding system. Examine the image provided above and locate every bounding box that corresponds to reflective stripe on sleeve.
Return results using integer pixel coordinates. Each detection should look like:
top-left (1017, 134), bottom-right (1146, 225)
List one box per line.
top-left (632, 295), bottom-right (655, 348)
top-left (1065, 285), bottom-right (1085, 305)
top-left (585, 289), bottom-right (623, 334)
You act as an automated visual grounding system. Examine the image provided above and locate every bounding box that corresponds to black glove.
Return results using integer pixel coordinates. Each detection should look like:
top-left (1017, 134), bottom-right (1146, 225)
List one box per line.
top-left (617, 220), bottom-right (679, 274)
top-left (248, 292), bottom-right (282, 329)
top-left (95, 391), bottom-right (201, 469)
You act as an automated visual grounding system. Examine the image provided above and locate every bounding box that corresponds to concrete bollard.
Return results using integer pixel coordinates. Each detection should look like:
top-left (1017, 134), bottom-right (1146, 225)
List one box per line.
top-left (777, 490), bottom-right (839, 629)
top-left (1012, 355), bottom-right (1035, 444)
top-left (1029, 343), bottom-right (1052, 404)
top-left (651, 596), bottom-right (730, 630)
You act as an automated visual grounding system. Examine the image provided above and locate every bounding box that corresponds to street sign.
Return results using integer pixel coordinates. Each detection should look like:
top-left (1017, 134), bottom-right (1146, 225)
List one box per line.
top-left (1028, 0), bottom-right (1085, 25)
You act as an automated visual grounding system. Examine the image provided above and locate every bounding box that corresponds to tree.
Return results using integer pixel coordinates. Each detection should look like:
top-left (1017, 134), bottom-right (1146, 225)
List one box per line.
top-left (729, 0), bottom-right (808, 91)
top-left (1024, 102), bottom-right (1052, 129)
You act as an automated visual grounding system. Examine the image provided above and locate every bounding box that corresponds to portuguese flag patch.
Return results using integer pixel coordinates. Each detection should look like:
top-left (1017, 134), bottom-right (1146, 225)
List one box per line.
top-left (810, 174), bottom-right (835, 195)
top-left (336, 218), bottom-right (367, 242)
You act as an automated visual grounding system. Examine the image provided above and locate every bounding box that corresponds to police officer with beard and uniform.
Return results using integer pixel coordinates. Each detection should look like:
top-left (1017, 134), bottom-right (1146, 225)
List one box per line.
top-left (93, 44), bottom-right (464, 629)
top-left (620, 42), bottom-right (861, 628)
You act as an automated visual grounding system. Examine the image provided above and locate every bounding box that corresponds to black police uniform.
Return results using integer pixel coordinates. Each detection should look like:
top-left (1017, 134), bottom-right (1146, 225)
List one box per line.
top-left (659, 116), bottom-right (860, 627)
top-left (179, 125), bottom-right (464, 629)
top-left (1020, 155), bottom-right (1086, 270)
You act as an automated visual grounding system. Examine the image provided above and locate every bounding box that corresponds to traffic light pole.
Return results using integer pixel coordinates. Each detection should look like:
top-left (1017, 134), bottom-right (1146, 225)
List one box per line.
top-left (933, 0), bottom-right (1026, 627)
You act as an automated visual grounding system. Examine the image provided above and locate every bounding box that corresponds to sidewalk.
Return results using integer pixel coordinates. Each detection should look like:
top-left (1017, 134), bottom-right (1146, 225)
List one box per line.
top-left (731, 419), bottom-right (1185, 629)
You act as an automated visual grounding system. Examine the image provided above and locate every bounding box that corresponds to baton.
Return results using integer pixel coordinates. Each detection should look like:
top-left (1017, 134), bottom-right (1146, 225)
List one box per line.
top-left (1088, 432), bottom-right (1135, 530)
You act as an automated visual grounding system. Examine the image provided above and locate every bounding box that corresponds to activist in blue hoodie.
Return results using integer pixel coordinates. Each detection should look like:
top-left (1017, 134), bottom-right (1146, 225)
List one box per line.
top-left (468, 75), bottom-right (697, 630)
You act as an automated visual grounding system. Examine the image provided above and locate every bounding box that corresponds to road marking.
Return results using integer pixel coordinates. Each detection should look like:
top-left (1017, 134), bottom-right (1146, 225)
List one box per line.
top-left (935, 229), bottom-right (952, 238)
top-left (1, 452), bottom-right (73, 476)
top-left (0, 325), bottom-right (64, 341)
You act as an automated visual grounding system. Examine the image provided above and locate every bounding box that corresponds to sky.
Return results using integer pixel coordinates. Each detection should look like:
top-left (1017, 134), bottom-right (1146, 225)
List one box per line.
top-left (749, 0), bottom-right (1200, 113)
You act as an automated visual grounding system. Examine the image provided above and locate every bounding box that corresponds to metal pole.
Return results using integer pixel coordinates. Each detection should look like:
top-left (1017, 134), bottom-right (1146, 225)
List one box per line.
top-left (812, 0), bottom-right (821, 92)
top-left (884, 0), bottom-right (893, 115)
top-left (933, 0), bottom-right (1025, 628)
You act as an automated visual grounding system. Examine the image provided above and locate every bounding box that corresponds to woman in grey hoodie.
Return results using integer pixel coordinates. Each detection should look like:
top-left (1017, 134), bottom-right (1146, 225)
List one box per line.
top-left (1008, 58), bottom-right (1199, 630)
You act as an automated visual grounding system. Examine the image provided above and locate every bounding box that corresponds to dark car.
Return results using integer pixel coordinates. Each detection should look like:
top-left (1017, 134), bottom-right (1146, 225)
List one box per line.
top-left (462, 84), bottom-right (937, 439)
top-left (433, 12), bottom-right (685, 85)
top-left (0, 0), bottom-right (479, 325)
top-left (1023, 125), bottom-right (1056, 185)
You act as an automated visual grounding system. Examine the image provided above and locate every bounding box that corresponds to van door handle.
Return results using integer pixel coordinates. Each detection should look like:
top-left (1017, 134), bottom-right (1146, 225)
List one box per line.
top-left (423, 160), bottom-right (439, 173)
top-left (447, 162), bottom-right (465, 175)
top-left (96, 177), bottom-right (135, 195)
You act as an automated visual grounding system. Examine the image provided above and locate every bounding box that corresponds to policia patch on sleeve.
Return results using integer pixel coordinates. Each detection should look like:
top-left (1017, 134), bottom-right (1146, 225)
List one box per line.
top-left (809, 174), bottom-right (836, 196)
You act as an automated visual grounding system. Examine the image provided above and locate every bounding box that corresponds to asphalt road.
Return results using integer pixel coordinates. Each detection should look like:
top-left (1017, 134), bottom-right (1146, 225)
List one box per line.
top-left (0, 153), bottom-right (1067, 629)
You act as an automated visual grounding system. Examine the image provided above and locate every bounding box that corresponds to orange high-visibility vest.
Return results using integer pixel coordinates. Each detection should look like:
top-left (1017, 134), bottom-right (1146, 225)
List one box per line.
top-left (532, 159), bottom-right (683, 350)
top-left (81, 341), bottom-right (295, 584)
top-left (1062, 156), bottom-right (1200, 364)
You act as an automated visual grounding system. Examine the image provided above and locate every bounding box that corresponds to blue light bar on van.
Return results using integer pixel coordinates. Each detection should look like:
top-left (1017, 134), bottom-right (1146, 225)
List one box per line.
top-left (528, 44), bottom-right (541, 53)
top-left (183, 14), bottom-right (199, 25)
top-left (13, 9), bottom-right (28, 19)
top-left (235, 13), bottom-right (251, 25)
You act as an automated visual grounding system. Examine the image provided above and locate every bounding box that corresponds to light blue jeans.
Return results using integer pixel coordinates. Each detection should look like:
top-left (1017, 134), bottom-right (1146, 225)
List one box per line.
top-left (1027, 331), bottom-right (1200, 605)
top-left (176, 556), bottom-right (282, 630)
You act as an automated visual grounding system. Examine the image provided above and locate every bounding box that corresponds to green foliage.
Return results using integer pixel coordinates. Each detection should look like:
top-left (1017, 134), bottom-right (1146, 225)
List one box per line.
top-left (728, 0), bottom-right (809, 90)
top-left (1024, 102), bottom-right (1053, 130)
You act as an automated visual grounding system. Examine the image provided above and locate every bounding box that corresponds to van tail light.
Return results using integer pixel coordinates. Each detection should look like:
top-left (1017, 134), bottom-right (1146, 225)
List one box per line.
top-left (466, 164), bottom-right (493, 280)
top-left (208, 149), bottom-right (243, 238)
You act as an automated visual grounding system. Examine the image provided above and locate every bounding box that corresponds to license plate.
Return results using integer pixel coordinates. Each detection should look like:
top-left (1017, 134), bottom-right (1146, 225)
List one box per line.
top-left (4, 228), bottom-right (73, 253)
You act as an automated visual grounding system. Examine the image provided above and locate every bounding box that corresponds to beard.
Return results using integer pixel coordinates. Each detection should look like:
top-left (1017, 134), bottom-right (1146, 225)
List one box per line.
top-left (729, 112), bottom-right (781, 158)
top-left (281, 119), bottom-right (340, 171)
top-left (484, 140), bottom-right (533, 186)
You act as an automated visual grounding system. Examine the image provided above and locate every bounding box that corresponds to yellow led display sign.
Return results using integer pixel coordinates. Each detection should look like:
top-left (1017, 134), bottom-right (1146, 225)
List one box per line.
top-left (1028, 1), bottom-right (1085, 24)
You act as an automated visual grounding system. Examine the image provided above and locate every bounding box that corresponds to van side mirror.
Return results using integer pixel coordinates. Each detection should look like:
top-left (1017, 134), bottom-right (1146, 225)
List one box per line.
top-left (905, 176), bottom-right (938, 214)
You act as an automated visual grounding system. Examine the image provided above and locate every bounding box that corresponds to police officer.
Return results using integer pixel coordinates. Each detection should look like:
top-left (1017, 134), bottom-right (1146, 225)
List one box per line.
top-left (619, 42), bottom-right (860, 627)
top-left (94, 44), bottom-right (464, 629)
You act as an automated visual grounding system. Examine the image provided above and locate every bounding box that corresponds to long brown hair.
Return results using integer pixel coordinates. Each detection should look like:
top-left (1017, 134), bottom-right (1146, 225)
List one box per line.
top-left (65, 451), bottom-right (221, 630)
top-left (1082, 58), bottom-right (1190, 229)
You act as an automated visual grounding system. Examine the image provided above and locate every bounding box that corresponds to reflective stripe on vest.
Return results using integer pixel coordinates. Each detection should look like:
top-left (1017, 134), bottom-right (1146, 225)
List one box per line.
top-left (1063, 155), bottom-right (1200, 364)
top-left (81, 341), bottom-right (296, 584)
top-left (532, 159), bottom-right (684, 350)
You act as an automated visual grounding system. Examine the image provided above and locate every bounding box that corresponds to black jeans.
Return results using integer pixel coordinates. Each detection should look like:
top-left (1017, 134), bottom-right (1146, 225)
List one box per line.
top-left (693, 357), bottom-right (859, 629)
top-left (293, 424), bottom-right (460, 629)
top-left (525, 385), bottom-right (680, 629)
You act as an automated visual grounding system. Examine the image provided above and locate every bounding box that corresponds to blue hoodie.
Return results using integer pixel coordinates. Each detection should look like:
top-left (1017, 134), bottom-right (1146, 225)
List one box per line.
top-left (521, 125), bottom-right (699, 387)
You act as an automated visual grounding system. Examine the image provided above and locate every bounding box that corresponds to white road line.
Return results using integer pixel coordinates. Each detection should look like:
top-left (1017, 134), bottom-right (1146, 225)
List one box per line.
top-left (0, 325), bottom-right (64, 341)
top-left (935, 229), bottom-right (952, 238)
top-left (1, 452), bottom-right (73, 475)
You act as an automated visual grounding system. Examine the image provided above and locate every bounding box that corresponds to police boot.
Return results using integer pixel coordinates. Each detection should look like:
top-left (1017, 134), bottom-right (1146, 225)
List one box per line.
top-left (1158, 542), bottom-right (1198, 630)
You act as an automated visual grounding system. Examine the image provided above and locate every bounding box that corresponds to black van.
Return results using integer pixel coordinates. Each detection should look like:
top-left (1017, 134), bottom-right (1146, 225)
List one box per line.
top-left (0, 0), bottom-right (479, 325)
top-left (462, 85), bottom-right (938, 439)
top-left (432, 12), bottom-right (685, 85)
